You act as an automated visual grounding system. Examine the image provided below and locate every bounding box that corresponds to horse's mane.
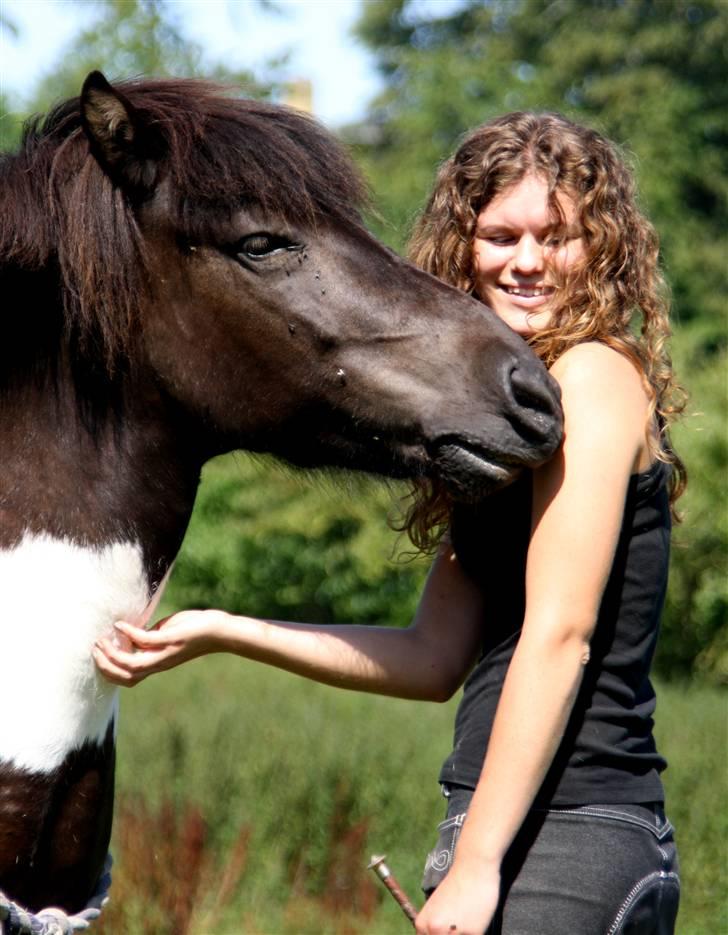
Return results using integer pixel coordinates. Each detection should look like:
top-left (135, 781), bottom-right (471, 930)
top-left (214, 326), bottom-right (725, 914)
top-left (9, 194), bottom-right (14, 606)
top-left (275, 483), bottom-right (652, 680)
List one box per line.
top-left (0, 78), bottom-right (368, 373)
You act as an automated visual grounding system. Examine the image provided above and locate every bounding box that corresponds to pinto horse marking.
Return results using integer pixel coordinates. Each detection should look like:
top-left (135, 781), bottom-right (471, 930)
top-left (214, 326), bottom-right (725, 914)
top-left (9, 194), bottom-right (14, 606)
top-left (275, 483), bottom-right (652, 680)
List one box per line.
top-left (0, 534), bottom-right (149, 773)
top-left (0, 71), bottom-right (562, 911)
top-left (0, 536), bottom-right (148, 912)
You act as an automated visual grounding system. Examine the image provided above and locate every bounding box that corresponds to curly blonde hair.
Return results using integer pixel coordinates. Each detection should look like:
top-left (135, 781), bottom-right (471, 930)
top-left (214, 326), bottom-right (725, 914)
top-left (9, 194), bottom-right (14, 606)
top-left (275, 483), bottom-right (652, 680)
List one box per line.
top-left (402, 111), bottom-right (686, 550)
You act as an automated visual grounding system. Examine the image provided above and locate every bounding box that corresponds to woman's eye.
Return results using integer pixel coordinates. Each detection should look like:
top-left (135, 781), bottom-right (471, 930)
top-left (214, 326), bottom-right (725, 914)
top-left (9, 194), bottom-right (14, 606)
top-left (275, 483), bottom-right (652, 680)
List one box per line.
top-left (545, 228), bottom-right (580, 247)
top-left (237, 233), bottom-right (295, 258)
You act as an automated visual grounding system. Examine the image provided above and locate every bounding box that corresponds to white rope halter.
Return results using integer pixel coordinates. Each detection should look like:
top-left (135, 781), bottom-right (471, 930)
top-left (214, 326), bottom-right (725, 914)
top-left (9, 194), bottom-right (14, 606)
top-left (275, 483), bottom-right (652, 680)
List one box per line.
top-left (0, 854), bottom-right (111, 935)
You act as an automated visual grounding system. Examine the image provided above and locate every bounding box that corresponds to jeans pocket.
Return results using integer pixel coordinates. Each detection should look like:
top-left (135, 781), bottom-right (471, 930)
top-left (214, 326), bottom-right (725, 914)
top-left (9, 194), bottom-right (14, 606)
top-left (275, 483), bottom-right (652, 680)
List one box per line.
top-left (421, 812), bottom-right (465, 895)
top-left (606, 869), bottom-right (681, 935)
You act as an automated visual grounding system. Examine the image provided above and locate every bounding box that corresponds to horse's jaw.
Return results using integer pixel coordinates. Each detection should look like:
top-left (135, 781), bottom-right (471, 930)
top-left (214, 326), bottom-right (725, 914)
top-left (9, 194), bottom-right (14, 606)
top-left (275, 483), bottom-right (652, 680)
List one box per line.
top-left (0, 532), bottom-right (153, 773)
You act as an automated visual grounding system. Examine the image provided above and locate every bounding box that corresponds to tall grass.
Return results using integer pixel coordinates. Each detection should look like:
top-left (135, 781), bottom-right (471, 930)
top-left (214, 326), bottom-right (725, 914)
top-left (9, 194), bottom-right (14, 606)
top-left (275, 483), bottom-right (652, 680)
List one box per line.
top-left (100, 656), bottom-right (448, 933)
top-left (653, 682), bottom-right (728, 934)
top-left (98, 659), bottom-right (726, 934)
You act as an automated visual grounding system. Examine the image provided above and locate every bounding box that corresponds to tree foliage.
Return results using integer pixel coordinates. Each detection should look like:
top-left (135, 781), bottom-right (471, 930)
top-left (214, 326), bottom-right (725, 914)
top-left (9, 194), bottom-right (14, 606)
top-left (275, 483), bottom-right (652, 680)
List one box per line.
top-left (161, 456), bottom-right (428, 631)
top-left (665, 329), bottom-right (727, 681)
top-left (0, 0), bottom-right (270, 149)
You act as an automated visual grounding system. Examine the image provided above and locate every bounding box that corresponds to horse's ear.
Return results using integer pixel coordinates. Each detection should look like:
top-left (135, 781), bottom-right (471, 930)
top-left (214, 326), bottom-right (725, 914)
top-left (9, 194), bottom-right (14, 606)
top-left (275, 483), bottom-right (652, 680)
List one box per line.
top-left (80, 71), bottom-right (165, 196)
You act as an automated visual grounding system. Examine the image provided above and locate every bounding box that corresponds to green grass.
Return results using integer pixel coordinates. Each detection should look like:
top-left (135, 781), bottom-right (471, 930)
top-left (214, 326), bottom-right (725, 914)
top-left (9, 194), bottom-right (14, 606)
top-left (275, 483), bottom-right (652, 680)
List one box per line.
top-left (97, 660), bottom-right (726, 934)
top-left (103, 656), bottom-right (452, 933)
top-left (653, 681), bottom-right (728, 934)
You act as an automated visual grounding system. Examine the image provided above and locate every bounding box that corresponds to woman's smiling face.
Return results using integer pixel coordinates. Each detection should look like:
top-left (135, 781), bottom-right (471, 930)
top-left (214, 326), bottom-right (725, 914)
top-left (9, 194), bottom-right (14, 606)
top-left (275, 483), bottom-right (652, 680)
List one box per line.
top-left (472, 174), bottom-right (585, 337)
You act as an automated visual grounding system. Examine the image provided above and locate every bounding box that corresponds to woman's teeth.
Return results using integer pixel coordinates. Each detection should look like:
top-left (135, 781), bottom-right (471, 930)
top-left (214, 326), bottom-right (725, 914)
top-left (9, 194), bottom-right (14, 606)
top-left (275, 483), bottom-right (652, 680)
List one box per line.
top-left (502, 285), bottom-right (552, 297)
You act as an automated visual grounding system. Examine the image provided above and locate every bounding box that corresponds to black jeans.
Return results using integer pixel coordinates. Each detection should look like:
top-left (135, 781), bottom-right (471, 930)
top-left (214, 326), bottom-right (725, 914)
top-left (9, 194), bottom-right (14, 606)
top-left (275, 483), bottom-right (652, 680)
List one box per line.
top-left (422, 786), bottom-right (680, 934)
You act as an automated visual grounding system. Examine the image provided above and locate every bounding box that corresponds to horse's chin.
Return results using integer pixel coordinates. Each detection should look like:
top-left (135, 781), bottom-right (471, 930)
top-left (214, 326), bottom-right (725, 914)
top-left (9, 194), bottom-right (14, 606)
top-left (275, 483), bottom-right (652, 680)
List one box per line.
top-left (431, 442), bottom-right (522, 502)
top-left (271, 435), bottom-right (520, 501)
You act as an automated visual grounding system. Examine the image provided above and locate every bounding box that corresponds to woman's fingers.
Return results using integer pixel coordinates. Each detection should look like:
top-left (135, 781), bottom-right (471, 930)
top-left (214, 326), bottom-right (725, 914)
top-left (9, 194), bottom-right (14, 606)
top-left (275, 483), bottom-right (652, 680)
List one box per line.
top-left (97, 635), bottom-right (147, 667)
top-left (95, 637), bottom-right (128, 666)
top-left (93, 611), bottom-right (212, 686)
top-left (113, 620), bottom-right (169, 649)
top-left (92, 643), bottom-right (147, 686)
top-left (94, 635), bottom-right (167, 676)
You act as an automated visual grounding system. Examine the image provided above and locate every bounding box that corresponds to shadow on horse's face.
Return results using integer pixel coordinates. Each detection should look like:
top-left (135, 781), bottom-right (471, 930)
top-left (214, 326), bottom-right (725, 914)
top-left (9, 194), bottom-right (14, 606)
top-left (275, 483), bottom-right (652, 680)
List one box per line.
top-left (81, 71), bottom-right (562, 499)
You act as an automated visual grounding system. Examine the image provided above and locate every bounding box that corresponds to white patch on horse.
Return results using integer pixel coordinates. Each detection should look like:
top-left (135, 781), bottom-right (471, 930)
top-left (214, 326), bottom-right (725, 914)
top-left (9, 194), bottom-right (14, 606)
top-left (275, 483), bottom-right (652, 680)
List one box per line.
top-left (0, 533), bottom-right (153, 773)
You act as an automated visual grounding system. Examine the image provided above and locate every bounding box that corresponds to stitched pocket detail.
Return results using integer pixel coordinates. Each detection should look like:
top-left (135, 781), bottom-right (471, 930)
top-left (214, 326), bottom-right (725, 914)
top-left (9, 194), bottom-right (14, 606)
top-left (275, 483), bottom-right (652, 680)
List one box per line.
top-left (538, 805), bottom-right (674, 841)
top-left (421, 812), bottom-right (465, 892)
top-left (607, 870), bottom-right (680, 934)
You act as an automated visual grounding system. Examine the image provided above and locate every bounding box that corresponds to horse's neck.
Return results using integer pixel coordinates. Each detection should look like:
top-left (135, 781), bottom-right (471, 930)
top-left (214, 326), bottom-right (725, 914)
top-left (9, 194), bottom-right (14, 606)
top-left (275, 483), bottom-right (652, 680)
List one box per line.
top-left (0, 379), bottom-right (201, 774)
top-left (0, 373), bottom-right (202, 564)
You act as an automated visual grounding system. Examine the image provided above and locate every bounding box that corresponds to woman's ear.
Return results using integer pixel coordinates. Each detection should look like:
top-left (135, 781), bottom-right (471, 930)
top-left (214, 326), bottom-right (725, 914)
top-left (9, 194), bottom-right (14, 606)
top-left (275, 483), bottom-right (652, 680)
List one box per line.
top-left (80, 70), bottom-right (166, 197)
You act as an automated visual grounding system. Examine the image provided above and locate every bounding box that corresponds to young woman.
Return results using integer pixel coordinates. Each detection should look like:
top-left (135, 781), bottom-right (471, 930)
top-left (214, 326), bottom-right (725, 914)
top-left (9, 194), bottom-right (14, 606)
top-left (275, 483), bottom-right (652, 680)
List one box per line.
top-left (95, 112), bottom-right (684, 934)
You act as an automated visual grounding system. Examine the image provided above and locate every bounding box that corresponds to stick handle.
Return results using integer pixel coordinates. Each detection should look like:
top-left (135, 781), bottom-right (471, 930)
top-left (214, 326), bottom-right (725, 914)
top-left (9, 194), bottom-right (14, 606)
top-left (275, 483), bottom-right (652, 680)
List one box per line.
top-left (368, 854), bottom-right (418, 927)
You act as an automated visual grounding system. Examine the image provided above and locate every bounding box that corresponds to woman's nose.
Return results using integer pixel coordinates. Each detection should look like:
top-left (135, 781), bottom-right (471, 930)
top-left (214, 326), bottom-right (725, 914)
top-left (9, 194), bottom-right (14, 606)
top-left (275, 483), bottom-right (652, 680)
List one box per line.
top-left (512, 236), bottom-right (544, 274)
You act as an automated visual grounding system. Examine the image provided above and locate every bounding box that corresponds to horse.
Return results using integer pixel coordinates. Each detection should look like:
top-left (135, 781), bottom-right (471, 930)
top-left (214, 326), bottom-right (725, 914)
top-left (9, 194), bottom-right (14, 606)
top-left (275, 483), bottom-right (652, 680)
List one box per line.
top-left (0, 71), bottom-right (562, 915)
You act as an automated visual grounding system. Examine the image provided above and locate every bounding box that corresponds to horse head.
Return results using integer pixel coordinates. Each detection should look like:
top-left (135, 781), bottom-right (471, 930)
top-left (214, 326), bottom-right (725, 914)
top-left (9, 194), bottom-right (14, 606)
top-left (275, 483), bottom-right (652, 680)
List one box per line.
top-left (78, 71), bottom-right (562, 500)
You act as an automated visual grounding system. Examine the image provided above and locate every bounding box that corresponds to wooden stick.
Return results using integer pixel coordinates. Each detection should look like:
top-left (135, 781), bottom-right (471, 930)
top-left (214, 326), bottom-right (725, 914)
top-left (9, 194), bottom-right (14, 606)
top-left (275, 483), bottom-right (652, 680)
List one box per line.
top-left (368, 854), bottom-right (418, 927)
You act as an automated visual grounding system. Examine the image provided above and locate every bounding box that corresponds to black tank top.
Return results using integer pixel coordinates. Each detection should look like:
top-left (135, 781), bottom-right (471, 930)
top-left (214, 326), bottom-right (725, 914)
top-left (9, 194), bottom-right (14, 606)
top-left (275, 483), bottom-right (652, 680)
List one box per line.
top-left (439, 459), bottom-right (670, 805)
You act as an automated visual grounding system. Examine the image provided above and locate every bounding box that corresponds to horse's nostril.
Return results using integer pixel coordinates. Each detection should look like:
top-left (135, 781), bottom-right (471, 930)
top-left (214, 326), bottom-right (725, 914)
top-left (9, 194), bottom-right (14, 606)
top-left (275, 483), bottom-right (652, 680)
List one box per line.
top-left (505, 362), bottom-right (563, 451)
top-left (511, 364), bottom-right (559, 415)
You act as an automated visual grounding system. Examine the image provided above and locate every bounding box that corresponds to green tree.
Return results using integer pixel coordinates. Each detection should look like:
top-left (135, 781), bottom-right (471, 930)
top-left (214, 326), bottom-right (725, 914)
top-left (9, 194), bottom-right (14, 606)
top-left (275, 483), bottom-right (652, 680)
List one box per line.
top-left (0, 0), bottom-right (273, 150)
top-left (666, 328), bottom-right (727, 681)
top-left (33, 0), bottom-right (266, 103)
top-left (161, 455), bottom-right (428, 632)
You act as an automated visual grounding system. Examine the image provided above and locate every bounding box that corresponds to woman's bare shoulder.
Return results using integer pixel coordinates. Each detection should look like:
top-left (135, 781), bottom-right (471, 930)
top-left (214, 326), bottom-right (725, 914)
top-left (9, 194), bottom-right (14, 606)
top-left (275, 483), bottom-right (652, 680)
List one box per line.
top-left (550, 341), bottom-right (649, 407)
top-left (548, 342), bottom-right (651, 467)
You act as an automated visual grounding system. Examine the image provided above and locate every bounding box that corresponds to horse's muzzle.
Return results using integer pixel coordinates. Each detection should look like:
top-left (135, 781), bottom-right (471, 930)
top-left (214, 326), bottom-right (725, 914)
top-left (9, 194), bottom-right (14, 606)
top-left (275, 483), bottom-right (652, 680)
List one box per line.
top-left (427, 362), bottom-right (563, 500)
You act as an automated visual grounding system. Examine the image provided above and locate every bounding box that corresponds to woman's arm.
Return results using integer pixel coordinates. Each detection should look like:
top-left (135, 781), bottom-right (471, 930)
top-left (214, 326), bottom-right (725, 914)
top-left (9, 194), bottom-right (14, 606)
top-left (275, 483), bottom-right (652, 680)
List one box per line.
top-left (415, 343), bottom-right (653, 935)
top-left (94, 536), bottom-right (485, 701)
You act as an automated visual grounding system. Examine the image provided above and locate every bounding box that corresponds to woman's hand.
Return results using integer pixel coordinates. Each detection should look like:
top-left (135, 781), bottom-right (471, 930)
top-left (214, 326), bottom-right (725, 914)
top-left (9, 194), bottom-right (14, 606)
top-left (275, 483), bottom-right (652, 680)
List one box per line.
top-left (93, 610), bottom-right (225, 686)
top-left (415, 860), bottom-right (500, 935)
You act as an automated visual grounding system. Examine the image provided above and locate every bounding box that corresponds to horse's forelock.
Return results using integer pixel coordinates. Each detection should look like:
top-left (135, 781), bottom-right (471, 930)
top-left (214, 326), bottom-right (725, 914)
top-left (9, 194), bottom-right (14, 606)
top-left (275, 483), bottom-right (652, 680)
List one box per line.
top-left (166, 94), bottom-right (368, 233)
top-left (55, 156), bottom-right (147, 373)
top-left (111, 79), bottom-right (368, 229)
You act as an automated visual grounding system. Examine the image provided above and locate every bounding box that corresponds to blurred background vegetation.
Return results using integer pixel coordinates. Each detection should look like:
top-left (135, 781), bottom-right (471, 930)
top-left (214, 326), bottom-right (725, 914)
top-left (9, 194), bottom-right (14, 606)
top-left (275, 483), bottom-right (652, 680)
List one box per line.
top-left (2, 0), bottom-right (726, 931)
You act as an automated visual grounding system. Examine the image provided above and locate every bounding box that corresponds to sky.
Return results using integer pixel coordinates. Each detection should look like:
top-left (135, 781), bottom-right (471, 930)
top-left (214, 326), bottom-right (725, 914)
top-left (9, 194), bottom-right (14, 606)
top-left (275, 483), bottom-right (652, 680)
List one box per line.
top-left (0, 0), bottom-right (388, 128)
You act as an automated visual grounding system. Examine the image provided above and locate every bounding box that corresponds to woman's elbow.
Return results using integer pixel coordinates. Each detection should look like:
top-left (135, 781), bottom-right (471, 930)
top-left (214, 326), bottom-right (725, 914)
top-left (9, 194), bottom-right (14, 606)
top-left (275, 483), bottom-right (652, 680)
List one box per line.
top-left (558, 623), bottom-right (594, 664)
top-left (418, 661), bottom-right (468, 703)
top-left (523, 617), bottom-right (594, 665)
top-left (414, 681), bottom-right (459, 704)
top-left (404, 625), bottom-right (475, 702)
top-left (431, 681), bottom-right (461, 703)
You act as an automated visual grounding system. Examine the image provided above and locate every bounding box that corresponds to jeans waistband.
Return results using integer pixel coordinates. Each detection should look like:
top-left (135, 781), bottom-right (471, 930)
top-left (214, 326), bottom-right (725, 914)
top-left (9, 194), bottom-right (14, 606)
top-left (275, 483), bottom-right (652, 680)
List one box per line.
top-left (440, 784), bottom-right (668, 834)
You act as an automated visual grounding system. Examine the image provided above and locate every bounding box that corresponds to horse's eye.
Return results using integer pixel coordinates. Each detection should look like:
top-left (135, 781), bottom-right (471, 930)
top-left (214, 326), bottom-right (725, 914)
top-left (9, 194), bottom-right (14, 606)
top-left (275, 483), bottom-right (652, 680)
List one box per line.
top-left (238, 233), bottom-right (291, 258)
